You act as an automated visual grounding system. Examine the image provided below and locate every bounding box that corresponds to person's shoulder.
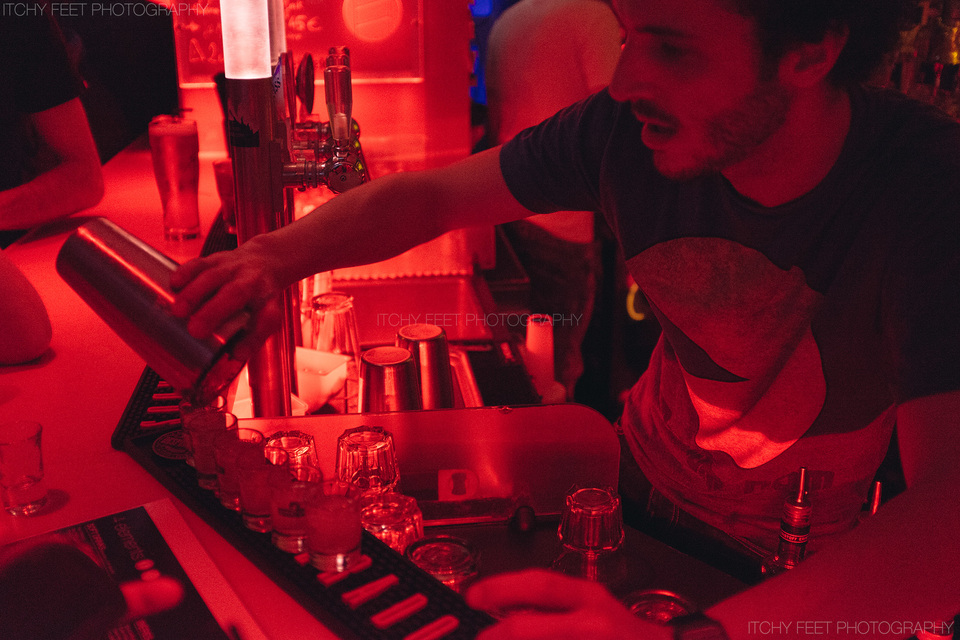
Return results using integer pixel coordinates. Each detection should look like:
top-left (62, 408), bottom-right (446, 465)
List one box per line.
top-left (857, 85), bottom-right (960, 145)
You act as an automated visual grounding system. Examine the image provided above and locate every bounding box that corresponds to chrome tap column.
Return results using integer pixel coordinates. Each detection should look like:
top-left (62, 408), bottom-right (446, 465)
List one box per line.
top-left (226, 76), bottom-right (297, 417)
top-left (221, 0), bottom-right (294, 417)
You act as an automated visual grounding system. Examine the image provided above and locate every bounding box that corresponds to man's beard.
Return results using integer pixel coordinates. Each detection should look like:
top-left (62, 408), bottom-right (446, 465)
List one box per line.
top-left (653, 79), bottom-right (791, 181)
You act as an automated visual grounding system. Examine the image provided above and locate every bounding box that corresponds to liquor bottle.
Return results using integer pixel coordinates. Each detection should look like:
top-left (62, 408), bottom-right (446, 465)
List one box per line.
top-left (761, 467), bottom-right (811, 576)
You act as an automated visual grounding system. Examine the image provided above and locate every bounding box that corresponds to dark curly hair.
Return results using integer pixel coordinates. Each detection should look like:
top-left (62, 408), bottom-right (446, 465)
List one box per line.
top-left (723, 0), bottom-right (910, 87)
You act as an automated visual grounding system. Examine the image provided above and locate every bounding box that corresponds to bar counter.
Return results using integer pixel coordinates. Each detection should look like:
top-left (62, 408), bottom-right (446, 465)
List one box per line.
top-left (1, 140), bottom-right (746, 638)
top-left (1, 139), bottom-right (337, 639)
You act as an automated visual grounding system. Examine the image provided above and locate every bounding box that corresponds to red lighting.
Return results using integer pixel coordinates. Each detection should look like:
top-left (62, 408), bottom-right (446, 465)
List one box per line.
top-left (341, 0), bottom-right (404, 43)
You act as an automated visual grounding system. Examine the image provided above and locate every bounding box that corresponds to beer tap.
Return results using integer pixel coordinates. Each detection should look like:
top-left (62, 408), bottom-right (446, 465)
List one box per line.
top-left (221, 0), bottom-right (370, 418)
top-left (283, 47), bottom-right (370, 195)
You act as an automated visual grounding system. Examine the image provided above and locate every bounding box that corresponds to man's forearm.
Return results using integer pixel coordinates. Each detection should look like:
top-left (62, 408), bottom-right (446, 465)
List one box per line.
top-left (250, 147), bottom-right (533, 289)
top-left (0, 157), bottom-right (104, 230)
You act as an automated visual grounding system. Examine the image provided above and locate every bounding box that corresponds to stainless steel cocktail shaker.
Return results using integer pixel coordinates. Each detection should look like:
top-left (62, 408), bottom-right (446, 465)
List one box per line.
top-left (56, 217), bottom-right (248, 403)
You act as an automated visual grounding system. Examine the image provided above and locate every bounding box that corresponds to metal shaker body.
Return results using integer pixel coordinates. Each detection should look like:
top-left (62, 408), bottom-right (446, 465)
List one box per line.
top-left (358, 346), bottom-right (422, 413)
top-left (55, 217), bottom-right (247, 403)
top-left (396, 324), bottom-right (455, 409)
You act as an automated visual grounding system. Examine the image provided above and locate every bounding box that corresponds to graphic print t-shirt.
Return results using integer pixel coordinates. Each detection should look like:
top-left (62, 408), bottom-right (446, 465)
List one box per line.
top-left (500, 87), bottom-right (960, 552)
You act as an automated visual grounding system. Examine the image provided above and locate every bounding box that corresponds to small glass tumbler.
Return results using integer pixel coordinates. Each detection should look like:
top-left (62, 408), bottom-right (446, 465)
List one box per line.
top-left (265, 430), bottom-right (319, 467)
top-left (557, 486), bottom-right (624, 553)
top-left (335, 425), bottom-right (399, 495)
top-left (360, 492), bottom-right (424, 554)
top-left (182, 408), bottom-right (237, 491)
top-left (553, 486), bottom-right (626, 585)
top-left (311, 292), bottom-right (361, 413)
top-left (213, 427), bottom-right (265, 511)
top-left (237, 447), bottom-right (288, 533)
top-left (405, 535), bottom-right (479, 594)
top-left (0, 421), bottom-right (48, 516)
top-left (305, 480), bottom-right (362, 572)
top-left (178, 395), bottom-right (226, 467)
top-left (271, 463), bottom-right (323, 553)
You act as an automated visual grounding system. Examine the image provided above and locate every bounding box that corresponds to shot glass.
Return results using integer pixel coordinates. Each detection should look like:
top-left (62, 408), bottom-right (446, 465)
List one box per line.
top-left (557, 486), bottom-right (624, 554)
top-left (335, 425), bottom-right (399, 495)
top-left (360, 492), bottom-right (423, 554)
top-left (265, 430), bottom-right (319, 467)
top-left (148, 115), bottom-right (200, 241)
top-left (178, 395), bottom-right (227, 467)
top-left (0, 421), bottom-right (48, 516)
top-left (311, 292), bottom-right (361, 413)
top-left (271, 463), bottom-right (323, 553)
top-left (552, 486), bottom-right (626, 585)
top-left (405, 535), bottom-right (479, 594)
top-left (237, 447), bottom-right (289, 533)
top-left (305, 480), bottom-right (362, 572)
top-left (213, 427), bottom-right (265, 511)
top-left (182, 408), bottom-right (237, 491)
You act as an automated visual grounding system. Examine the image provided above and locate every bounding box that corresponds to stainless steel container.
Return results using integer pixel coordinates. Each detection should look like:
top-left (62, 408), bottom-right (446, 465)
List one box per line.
top-left (396, 323), bottom-right (455, 409)
top-left (358, 346), bottom-right (421, 413)
top-left (56, 217), bottom-right (248, 403)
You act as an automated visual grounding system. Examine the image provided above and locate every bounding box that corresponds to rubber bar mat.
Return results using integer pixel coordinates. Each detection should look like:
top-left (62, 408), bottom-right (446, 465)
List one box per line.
top-left (112, 367), bottom-right (496, 639)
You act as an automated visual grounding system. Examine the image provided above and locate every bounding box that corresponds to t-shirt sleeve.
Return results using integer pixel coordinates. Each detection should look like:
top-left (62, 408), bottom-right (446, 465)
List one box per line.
top-left (498, 89), bottom-right (618, 215)
top-left (16, 14), bottom-right (84, 114)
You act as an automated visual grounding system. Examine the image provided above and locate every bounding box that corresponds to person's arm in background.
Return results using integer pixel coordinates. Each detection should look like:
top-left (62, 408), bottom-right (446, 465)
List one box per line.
top-left (0, 250), bottom-right (52, 364)
top-left (0, 96), bottom-right (103, 230)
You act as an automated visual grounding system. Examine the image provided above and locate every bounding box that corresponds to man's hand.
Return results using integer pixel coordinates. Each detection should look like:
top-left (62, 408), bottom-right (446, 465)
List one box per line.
top-left (466, 569), bottom-right (669, 640)
top-left (170, 238), bottom-right (284, 361)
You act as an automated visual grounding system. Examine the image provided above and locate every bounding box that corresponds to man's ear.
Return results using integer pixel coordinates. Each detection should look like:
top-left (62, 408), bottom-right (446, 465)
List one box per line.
top-left (779, 25), bottom-right (849, 88)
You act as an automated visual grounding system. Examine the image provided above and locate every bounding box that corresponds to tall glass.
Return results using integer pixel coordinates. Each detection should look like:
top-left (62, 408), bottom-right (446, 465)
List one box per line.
top-left (311, 292), bottom-right (361, 413)
top-left (148, 115), bottom-right (200, 241)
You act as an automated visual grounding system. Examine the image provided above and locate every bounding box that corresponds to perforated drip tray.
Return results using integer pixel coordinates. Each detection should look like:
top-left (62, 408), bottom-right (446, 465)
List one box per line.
top-left (112, 368), bottom-right (495, 640)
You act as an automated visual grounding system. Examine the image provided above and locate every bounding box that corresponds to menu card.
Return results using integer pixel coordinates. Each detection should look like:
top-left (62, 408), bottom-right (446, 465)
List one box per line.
top-left (6, 500), bottom-right (265, 640)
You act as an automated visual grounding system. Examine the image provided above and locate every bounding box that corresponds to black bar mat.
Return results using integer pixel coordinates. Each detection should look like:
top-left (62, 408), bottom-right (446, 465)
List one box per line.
top-left (112, 367), bottom-right (495, 639)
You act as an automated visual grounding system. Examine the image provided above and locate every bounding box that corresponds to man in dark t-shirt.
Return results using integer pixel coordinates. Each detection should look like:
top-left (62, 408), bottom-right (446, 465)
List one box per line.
top-left (169, 0), bottom-right (960, 636)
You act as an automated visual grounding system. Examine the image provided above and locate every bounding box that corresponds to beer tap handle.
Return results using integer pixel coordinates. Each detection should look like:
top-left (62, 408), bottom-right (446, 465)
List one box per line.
top-left (324, 46), bottom-right (353, 147)
top-left (296, 53), bottom-right (315, 116)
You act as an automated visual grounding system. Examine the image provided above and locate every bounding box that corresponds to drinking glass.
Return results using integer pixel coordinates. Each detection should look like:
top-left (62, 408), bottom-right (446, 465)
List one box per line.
top-left (213, 427), bottom-right (265, 510)
top-left (360, 492), bottom-right (423, 553)
top-left (182, 407), bottom-right (237, 491)
top-left (305, 480), bottom-right (362, 571)
top-left (271, 463), bottom-right (323, 553)
top-left (265, 430), bottom-right (319, 467)
top-left (148, 115), bottom-right (200, 240)
top-left (311, 292), bottom-right (361, 413)
top-left (335, 425), bottom-right (399, 495)
top-left (238, 447), bottom-right (288, 533)
top-left (0, 421), bottom-right (48, 516)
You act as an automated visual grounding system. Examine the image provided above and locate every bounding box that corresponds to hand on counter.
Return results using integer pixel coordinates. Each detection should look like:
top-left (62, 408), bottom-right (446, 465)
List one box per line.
top-left (170, 237), bottom-right (283, 362)
top-left (466, 569), bottom-right (671, 640)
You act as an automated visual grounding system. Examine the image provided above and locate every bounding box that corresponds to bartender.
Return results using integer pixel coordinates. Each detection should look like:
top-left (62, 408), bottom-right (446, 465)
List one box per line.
top-left (173, 0), bottom-right (960, 637)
